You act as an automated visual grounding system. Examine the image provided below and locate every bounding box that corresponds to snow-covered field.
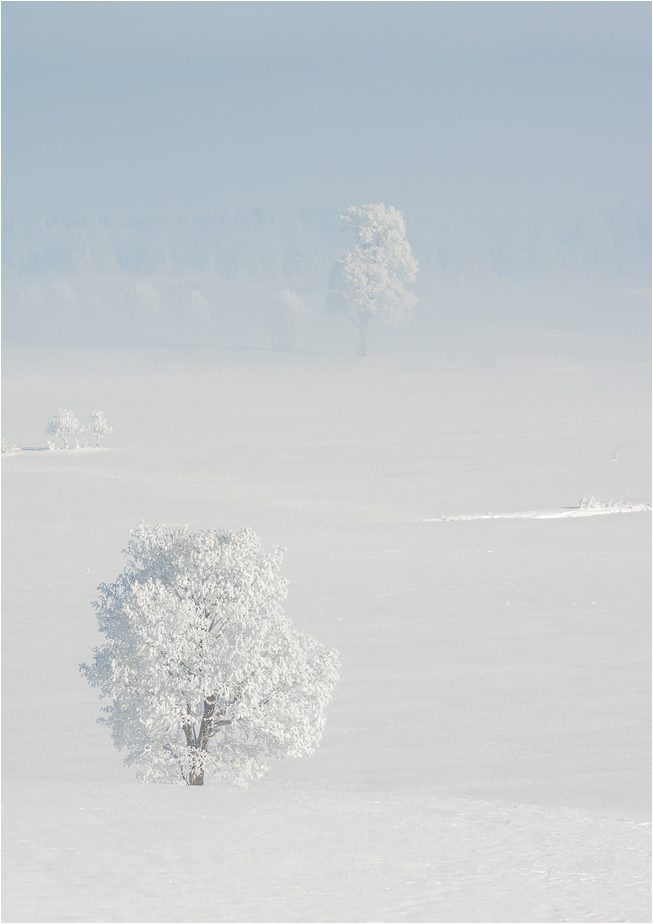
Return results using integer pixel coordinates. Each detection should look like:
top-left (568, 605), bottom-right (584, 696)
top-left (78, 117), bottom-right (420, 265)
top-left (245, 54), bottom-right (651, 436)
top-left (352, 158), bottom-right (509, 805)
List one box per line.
top-left (2, 344), bottom-right (651, 923)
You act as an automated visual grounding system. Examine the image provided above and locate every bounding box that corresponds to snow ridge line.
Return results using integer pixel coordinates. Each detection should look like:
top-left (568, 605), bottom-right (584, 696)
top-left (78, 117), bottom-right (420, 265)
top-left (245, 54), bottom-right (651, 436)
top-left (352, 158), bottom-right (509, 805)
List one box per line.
top-left (423, 502), bottom-right (652, 522)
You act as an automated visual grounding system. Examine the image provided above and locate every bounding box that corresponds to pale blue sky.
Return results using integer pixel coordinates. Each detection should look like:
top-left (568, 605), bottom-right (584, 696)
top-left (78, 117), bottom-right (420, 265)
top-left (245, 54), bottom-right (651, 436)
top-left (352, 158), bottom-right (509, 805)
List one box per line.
top-left (3, 1), bottom-right (650, 225)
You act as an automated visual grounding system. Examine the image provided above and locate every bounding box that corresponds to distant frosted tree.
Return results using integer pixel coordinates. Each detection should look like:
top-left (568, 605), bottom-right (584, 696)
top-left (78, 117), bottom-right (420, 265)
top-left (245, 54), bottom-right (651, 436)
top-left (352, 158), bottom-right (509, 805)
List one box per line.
top-left (81, 524), bottom-right (340, 786)
top-left (270, 289), bottom-right (310, 350)
top-left (184, 289), bottom-right (210, 345)
top-left (86, 411), bottom-right (113, 448)
top-left (46, 408), bottom-right (81, 450)
top-left (327, 203), bottom-right (418, 356)
top-left (130, 283), bottom-right (162, 345)
top-left (52, 281), bottom-right (75, 305)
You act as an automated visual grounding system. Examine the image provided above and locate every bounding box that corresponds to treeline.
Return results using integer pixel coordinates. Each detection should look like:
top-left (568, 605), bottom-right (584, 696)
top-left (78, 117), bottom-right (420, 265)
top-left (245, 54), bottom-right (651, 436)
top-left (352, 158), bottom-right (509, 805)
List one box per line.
top-left (2, 209), bottom-right (341, 285)
top-left (3, 204), bottom-right (650, 284)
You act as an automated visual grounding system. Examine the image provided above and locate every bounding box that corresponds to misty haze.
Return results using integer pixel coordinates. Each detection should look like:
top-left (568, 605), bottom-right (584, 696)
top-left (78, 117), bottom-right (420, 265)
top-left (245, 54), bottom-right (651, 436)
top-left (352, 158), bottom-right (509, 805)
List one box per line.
top-left (2, 3), bottom-right (651, 923)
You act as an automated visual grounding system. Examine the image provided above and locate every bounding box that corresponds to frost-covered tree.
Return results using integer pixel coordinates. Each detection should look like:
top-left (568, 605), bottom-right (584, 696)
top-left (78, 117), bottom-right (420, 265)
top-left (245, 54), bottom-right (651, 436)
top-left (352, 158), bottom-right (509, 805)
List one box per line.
top-left (81, 524), bottom-right (340, 786)
top-left (46, 408), bottom-right (81, 449)
top-left (86, 410), bottom-right (113, 448)
top-left (270, 289), bottom-right (310, 350)
top-left (327, 203), bottom-right (418, 356)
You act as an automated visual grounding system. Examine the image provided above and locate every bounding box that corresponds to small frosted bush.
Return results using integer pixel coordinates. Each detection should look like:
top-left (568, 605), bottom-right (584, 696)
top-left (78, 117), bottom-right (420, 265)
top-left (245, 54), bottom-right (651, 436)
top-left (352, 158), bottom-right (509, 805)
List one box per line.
top-left (86, 410), bottom-right (113, 448)
top-left (46, 409), bottom-right (81, 450)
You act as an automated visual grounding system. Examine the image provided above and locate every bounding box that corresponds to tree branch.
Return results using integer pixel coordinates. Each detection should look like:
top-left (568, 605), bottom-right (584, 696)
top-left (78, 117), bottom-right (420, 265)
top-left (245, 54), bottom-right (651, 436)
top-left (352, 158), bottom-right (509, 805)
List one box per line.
top-left (182, 702), bottom-right (196, 747)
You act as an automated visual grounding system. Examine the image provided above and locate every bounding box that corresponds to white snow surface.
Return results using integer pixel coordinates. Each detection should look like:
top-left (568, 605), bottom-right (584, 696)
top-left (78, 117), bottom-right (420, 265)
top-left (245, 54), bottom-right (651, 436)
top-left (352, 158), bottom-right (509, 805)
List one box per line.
top-left (3, 346), bottom-right (651, 923)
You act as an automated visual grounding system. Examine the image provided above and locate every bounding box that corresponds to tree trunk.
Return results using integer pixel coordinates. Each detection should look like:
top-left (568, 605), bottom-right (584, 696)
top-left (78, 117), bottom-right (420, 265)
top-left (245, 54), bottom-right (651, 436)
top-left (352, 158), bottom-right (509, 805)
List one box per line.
top-left (356, 312), bottom-right (370, 356)
top-left (185, 696), bottom-right (217, 786)
top-left (189, 765), bottom-right (204, 786)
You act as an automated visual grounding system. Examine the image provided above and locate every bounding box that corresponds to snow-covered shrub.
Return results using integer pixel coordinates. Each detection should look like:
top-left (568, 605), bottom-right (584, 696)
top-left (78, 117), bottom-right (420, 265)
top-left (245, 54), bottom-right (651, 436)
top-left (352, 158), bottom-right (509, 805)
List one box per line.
top-left (579, 497), bottom-right (621, 510)
top-left (327, 203), bottom-right (418, 355)
top-left (46, 408), bottom-right (81, 449)
top-left (81, 524), bottom-right (340, 786)
top-left (1, 439), bottom-right (21, 454)
top-left (86, 410), bottom-right (112, 448)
